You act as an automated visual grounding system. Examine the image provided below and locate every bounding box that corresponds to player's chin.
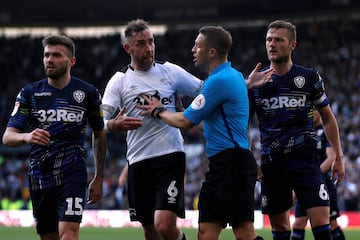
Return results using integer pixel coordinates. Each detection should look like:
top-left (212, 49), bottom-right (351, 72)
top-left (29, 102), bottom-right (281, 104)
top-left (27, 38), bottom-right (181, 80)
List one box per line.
top-left (143, 55), bottom-right (153, 63)
top-left (141, 59), bottom-right (154, 69)
top-left (45, 71), bottom-right (62, 79)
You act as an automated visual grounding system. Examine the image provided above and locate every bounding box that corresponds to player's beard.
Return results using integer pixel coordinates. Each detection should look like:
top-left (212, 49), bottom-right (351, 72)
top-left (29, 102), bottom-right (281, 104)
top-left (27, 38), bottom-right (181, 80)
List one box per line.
top-left (268, 54), bottom-right (290, 64)
top-left (45, 65), bottom-right (67, 80)
top-left (136, 55), bottom-right (154, 71)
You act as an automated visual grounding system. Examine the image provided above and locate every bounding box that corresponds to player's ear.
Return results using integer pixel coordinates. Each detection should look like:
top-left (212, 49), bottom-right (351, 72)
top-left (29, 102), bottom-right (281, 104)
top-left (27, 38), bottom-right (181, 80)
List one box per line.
top-left (123, 43), bottom-right (131, 54)
top-left (70, 57), bottom-right (76, 67)
top-left (208, 48), bottom-right (216, 57)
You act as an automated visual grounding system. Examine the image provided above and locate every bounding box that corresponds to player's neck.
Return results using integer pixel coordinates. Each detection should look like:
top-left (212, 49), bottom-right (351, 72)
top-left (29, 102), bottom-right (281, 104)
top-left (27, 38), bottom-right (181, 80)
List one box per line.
top-left (208, 58), bottom-right (227, 74)
top-left (130, 61), bottom-right (154, 71)
top-left (271, 60), bottom-right (293, 76)
top-left (48, 75), bottom-right (71, 89)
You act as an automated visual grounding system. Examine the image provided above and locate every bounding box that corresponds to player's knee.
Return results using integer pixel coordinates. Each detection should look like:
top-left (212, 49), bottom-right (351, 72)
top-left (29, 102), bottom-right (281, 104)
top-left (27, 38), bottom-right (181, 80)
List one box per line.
top-left (142, 224), bottom-right (160, 239)
top-left (271, 223), bottom-right (291, 232)
top-left (233, 221), bottom-right (258, 240)
top-left (154, 220), bottom-right (175, 237)
top-left (59, 222), bottom-right (80, 240)
top-left (292, 218), bottom-right (308, 229)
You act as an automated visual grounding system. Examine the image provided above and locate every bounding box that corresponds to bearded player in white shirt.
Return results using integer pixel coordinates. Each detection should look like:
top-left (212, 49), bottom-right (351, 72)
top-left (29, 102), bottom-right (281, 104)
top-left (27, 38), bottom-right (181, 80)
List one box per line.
top-left (101, 19), bottom-right (202, 240)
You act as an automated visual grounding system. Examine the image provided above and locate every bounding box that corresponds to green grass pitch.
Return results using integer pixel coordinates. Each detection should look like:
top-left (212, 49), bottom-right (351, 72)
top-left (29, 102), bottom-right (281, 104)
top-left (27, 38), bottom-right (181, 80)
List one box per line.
top-left (1, 227), bottom-right (360, 240)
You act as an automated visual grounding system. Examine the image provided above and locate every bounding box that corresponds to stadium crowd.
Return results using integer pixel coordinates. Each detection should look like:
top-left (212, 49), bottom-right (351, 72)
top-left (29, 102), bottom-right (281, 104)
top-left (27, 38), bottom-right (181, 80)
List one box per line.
top-left (0, 17), bottom-right (360, 212)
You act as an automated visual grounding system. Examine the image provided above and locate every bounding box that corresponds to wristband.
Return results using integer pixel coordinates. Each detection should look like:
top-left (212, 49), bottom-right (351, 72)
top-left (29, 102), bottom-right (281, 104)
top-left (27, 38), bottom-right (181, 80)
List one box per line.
top-left (151, 106), bottom-right (166, 119)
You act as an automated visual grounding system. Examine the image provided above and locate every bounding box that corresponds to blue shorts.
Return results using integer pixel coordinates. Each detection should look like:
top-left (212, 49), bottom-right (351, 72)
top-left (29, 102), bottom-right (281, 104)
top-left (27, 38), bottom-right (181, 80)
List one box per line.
top-left (198, 148), bottom-right (257, 227)
top-left (261, 145), bottom-right (330, 215)
top-left (127, 152), bottom-right (186, 224)
top-left (30, 180), bottom-right (86, 235)
top-left (294, 172), bottom-right (340, 220)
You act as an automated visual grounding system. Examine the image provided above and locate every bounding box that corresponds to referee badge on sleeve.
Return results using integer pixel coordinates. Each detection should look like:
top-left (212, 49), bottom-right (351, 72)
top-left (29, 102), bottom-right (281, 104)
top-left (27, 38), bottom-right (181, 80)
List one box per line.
top-left (191, 94), bottom-right (205, 110)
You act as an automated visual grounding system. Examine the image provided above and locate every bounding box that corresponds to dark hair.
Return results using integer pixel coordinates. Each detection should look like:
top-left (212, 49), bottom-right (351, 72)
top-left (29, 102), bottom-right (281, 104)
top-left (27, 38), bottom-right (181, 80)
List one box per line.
top-left (199, 26), bottom-right (232, 56)
top-left (42, 34), bottom-right (75, 57)
top-left (124, 19), bottom-right (150, 42)
top-left (267, 20), bottom-right (297, 42)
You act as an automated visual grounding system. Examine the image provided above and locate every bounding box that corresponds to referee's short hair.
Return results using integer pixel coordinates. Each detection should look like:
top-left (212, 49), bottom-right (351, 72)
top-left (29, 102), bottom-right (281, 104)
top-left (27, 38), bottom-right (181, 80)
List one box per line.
top-left (199, 26), bottom-right (233, 57)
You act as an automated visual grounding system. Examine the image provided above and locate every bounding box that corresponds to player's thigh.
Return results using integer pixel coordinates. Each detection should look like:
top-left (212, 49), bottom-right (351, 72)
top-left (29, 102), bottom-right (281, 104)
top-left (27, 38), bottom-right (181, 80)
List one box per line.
top-left (291, 146), bottom-right (329, 210)
top-left (57, 180), bottom-right (87, 223)
top-left (293, 167), bottom-right (329, 210)
top-left (30, 188), bottom-right (59, 234)
top-left (261, 158), bottom-right (293, 214)
top-left (306, 206), bottom-right (330, 227)
top-left (127, 161), bottom-right (156, 223)
top-left (293, 199), bottom-right (307, 218)
top-left (153, 153), bottom-right (185, 216)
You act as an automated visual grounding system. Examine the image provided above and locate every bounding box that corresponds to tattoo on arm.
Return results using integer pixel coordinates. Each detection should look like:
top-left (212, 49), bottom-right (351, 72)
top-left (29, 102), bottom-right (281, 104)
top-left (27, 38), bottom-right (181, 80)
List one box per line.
top-left (92, 130), bottom-right (106, 178)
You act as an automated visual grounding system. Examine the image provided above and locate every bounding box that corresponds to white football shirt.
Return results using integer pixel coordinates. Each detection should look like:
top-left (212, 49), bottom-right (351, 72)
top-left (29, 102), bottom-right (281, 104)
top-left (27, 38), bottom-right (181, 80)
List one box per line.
top-left (102, 61), bottom-right (202, 165)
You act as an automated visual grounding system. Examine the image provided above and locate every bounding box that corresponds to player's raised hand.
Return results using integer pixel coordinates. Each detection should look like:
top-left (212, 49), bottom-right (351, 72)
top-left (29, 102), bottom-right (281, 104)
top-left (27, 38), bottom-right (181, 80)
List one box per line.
top-left (246, 62), bottom-right (275, 89)
top-left (108, 107), bottom-right (143, 131)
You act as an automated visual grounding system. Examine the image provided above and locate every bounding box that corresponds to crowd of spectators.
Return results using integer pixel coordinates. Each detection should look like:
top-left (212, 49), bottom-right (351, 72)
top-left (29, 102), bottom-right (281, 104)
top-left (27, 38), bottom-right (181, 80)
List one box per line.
top-left (1, 17), bottom-right (360, 212)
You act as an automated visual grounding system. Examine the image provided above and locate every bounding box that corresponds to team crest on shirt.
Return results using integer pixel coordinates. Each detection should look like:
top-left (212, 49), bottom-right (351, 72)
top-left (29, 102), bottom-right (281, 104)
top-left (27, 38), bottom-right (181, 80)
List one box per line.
top-left (129, 85), bottom-right (138, 91)
top-left (294, 76), bottom-right (305, 88)
top-left (191, 94), bottom-right (205, 110)
top-left (160, 78), bottom-right (171, 85)
top-left (73, 90), bottom-right (85, 103)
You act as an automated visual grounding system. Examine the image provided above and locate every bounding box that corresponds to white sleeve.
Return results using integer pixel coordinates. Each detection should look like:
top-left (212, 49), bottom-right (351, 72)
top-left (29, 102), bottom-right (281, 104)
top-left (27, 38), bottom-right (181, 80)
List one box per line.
top-left (164, 62), bottom-right (202, 97)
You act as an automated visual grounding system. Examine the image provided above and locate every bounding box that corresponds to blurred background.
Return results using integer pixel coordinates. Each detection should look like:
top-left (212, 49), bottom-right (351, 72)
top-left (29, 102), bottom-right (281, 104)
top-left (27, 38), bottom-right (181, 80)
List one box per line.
top-left (1, 0), bottom-right (360, 213)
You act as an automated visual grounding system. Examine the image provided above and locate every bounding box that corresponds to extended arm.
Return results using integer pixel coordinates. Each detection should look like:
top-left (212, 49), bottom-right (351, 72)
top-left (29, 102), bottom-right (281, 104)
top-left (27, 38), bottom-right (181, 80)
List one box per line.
top-left (156, 110), bottom-right (194, 130)
top-left (87, 129), bottom-right (107, 204)
top-left (2, 127), bottom-right (50, 147)
top-left (137, 94), bottom-right (194, 130)
top-left (317, 105), bottom-right (345, 184)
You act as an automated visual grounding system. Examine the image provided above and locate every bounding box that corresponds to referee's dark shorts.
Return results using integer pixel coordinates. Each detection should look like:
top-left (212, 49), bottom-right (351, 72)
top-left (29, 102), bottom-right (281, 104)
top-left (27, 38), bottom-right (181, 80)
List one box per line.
top-left (198, 148), bottom-right (258, 228)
